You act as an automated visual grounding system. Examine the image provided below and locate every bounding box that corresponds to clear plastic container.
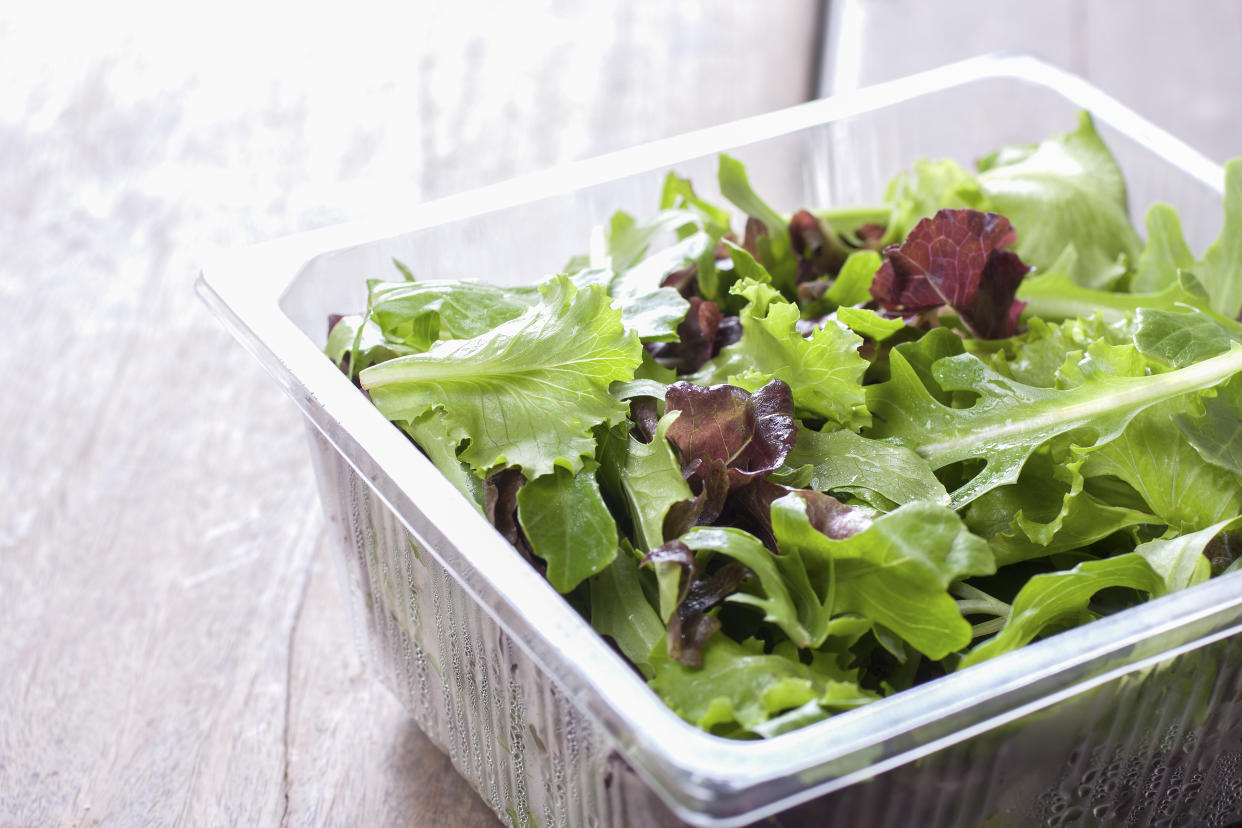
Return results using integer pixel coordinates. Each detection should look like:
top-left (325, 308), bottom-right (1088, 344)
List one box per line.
top-left (197, 55), bottom-right (1242, 827)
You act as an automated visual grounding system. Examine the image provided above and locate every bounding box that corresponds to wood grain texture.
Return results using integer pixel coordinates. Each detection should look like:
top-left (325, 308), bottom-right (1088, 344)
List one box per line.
top-left (0, 2), bottom-right (819, 825)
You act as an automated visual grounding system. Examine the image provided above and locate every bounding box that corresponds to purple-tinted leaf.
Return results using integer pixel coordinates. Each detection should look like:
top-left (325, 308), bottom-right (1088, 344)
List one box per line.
top-left (660, 265), bottom-right (699, 298)
top-left (644, 544), bottom-right (752, 666)
top-left (790, 209), bottom-right (849, 281)
top-left (668, 562), bottom-right (752, 666)
top-left (664, 379), bottom-right (797, 492)
top-left (857, 223), bottom-right (886, 249)
top-left (729, 481), bottom-right (873, 552)
top-left (870, 209), bottom-right (1032, 339)
top-left (713, 316), bottom-right (743, 352)
top-left (485, 468), bottom-right (539, 569)
top-left (662, 460), bottom-right (730, 540)
top-left (647, 297), bottom-right (725, 373)
top-left (629, 396), bottom-right (660, 444)
top-left (743, 217), bottom-right (768, 259)
top-left (642, 539), bottom-right (698, 607)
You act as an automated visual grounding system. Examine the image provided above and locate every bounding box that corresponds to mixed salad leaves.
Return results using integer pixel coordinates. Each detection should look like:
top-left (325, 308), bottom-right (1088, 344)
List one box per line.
top-left (326, 112), bottom-right (1242, 738)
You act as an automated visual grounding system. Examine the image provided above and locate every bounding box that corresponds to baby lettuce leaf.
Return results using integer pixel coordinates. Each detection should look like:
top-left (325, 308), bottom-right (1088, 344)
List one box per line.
top-left (589, 547), bottom-right (666, 678)
top-left (779, 427), bottom-right (950, 510)
top-left (964, 450), bottom-right (1155, 567)
top-left (1194, 159), bottom-right (1242, 320)
top-left (680, 497), bottom-right (992, 658)
top-left (401, 410), bottom-right (486, 513)
top-left (360, 275), bottom-right (643, 478)
top-left (690, 271), bottom-right (870, 429)
top-left (868, 335), bottom-right (1242, 508)
top-left (871, 209), bottom-right (1032, 339)
top-left (717, 155), bottom-right (798, 293)
top-left (962, 518), bottom-right (1239, 669)
top-left (664, 379), bottom-right (797, 492)
top-left (368, 278), bottom-right (540, 350)
top-left (977, 112), bottom-right (1141, 289)
top-left (649, 635), bottom-right (877, 734)
top-left (883, 158), bottom-right (989, 244)
top-left (516, 462), bottom-right (618, 593)
top-left (1175, 376), bottom-right (1242, 476)
top-left (1131, 203), bottom-right (1196, 293)
top-left (325, 313), bottom-right (416, 377)
top-left (1079, 402), bottom-right (1242, 532)
top-left (617, 411), bottom-right (694, 554)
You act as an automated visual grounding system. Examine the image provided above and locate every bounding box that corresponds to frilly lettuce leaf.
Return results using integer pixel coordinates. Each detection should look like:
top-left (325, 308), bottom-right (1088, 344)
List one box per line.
top-left (689, 266), bottom-right (870, 429)
top-left (361, 275), bottom-right (643, 478)
top-left (649, 635), bottom-right (878, 735)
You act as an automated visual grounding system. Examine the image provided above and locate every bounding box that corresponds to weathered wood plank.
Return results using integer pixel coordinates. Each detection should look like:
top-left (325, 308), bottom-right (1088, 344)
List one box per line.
top-left (0, 2), bottom-right (821, 826)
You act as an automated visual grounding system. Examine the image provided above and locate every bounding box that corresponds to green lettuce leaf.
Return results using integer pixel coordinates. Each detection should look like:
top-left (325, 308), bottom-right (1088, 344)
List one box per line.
top-left (1195, 159), bottom-right (1242, 319)
top-left (977, 112), bottom-right (1142, 289)
top-left (1176, 375), bottom-right (1242, 476)
top-left (1131, 203), bottom-right (1196, 293)
top-left (960, 554), bottom-right (1164, 668)
top-left (588, 546), bottom-right (665, 677)
top-left (360, 275), bottom-right (643, 477)
top-left (368, 279), bottom-right (539, 351)
top-left (680, 498), bottom-right (993, 658)
top-left (516, 462), bottom-right (618, 592)
top-left (883, 158), bottom-right (988, 243)
top-left (964, 450), bottom-right (1155, 567)
top-left (779, 427), bottom-right (949, 509)
top-left (689, 272), bottom-right (870, 429)
top-left (648, 635), bottom-right (877, 734)
top-left (718, 155), bottom-right (798, 293)
top-left (962, 518), bottom-right (1239, 669)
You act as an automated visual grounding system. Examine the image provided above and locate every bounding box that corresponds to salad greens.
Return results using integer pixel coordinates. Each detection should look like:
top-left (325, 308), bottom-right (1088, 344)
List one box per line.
top-left (328, 113), bottom-right (1242, 738)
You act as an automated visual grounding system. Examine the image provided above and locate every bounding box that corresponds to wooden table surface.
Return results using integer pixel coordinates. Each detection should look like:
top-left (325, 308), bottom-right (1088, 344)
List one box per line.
top-left (2, 2), bottom-right (1240, 825)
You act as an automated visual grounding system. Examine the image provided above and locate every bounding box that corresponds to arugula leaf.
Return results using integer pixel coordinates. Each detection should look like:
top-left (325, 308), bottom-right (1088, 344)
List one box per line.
top-left (868, 337), bottom-right (1242, 508)
top-left (516, 462), bottom-right (618, 592)
top-left (977, 112), bottom-right (1142, 289)
top-left (960, 554), bottom-right (1164, 668)
top-left (361, 275), bottom-right (643, 477)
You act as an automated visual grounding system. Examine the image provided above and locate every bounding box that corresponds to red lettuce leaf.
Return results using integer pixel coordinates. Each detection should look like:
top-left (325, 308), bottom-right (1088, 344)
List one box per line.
top-left (870, 209), bottom-right (1032, 339)
top-left (642, 539), bottom-right (752, 666)
top-left (664, 379), bottom-right (797, 492)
